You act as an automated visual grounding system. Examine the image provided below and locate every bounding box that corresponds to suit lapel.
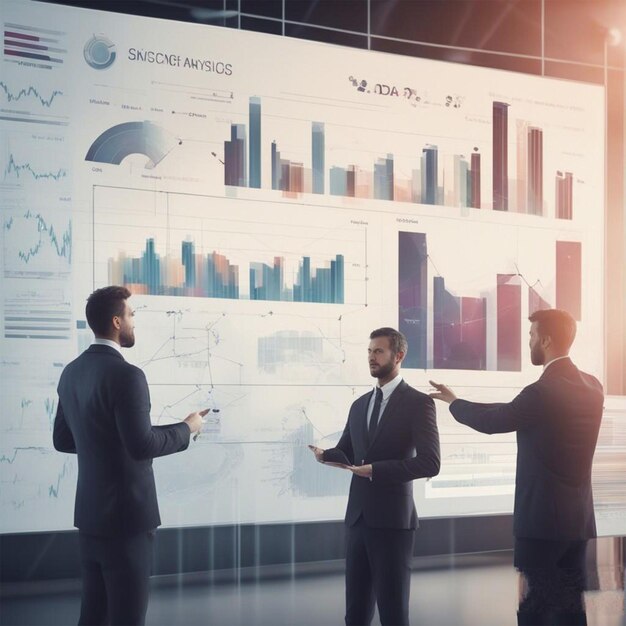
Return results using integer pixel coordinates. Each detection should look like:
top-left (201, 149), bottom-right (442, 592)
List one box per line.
top-left (358, 390), bottom-right (374, 452)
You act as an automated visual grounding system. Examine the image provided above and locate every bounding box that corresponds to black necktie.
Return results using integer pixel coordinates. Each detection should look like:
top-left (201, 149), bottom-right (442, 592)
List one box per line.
top-left (368, 388), bottom-right (383, 441)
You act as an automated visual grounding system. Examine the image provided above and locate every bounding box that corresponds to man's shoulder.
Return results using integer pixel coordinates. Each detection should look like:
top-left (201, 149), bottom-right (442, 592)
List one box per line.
top-left (65, 347), bottom-right (143, 377)
top-left (530, 363), bottom-right (604, 408)
top-left (539, 360), bottom-right (603, 389)
top-left (577, 369), bottom-right (604, 391)
top-left (399, 381), bottom-right (432, 403)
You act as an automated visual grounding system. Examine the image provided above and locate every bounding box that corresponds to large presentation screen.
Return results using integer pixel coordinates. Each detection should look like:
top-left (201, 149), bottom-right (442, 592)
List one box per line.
top-left (1, 0), bottom-right (613, 534)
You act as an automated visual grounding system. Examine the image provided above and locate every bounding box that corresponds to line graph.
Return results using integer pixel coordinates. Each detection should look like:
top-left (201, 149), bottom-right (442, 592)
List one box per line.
top-left (3, 210), bottom-right (72, 274)
top-left (3, 397), bottom-right (58, 432)
top-left (126, 301), bottom-right (361, 390)
top-left (3, 152), bottom-right (67, 182)
top-left (149, 381), bottom-right (360, 526)
top-left (18, 211), bottom-right (71, 264)
top-left (0, 81), bottom-right (63, 107)
top-left (48, 457), bottom-right (73, 498)
top-left (1, 359), bottom-right (65, 430)
top-left (44, 398), bottom-right (56, 426)
top-left (0, 446), bottom-right (50, 464)
top-left (1, 132), bottom-right (71, 191)
top-left (0, 441), bottom-right (76, 527)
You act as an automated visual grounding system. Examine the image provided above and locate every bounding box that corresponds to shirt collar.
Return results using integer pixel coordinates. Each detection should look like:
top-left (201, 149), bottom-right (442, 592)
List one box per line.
top-left (93, 337), bottom-right (123, 355)
top-left (543, 355), bottom-right (569, 372)
top-left (375, 373), bottom-right (403, 400)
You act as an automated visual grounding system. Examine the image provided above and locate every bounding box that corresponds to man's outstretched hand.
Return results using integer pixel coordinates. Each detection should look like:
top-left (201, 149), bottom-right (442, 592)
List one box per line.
top-left (429, 380), bottom-right (458, 404)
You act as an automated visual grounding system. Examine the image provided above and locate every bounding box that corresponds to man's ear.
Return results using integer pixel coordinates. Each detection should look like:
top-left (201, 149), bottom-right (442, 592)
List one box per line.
top-left (112, 316), bottom-right (121, 330)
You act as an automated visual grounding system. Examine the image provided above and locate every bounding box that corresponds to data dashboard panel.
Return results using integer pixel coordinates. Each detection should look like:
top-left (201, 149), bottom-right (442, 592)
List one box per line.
top-left (0, 0), bottom-right (616, 535)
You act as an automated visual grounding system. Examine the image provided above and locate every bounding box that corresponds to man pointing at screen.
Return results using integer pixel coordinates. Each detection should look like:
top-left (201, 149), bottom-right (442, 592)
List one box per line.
top-left (310, 327), bottom-right (440, 626)
top-left (430, 309), bottom-right (603, 625)
top-left (53, 286), bottom-right (207, 626)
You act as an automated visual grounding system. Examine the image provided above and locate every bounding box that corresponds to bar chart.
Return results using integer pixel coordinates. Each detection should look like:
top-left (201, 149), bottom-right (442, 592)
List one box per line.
top-left (108, 235), bottom-right (345, 304)
top-left (398, 231), bottom-right (582, 371)
top-left (96, 186), bottom-right (365, 306)
top-left (219, 95), bottom-right (582, 220)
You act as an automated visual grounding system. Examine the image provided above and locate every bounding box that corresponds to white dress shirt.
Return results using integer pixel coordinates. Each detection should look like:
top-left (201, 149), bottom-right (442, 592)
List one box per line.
top-left (543, 355), bottom-right (569, 372)
top-left (93, 337), bottom-right (123, 356)
top-left (367, 373), bottom-right (403, 428)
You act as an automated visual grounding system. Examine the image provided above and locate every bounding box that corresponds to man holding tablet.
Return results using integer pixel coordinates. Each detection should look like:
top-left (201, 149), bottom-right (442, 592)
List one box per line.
top-left (310, 327), bottom-right (440, 626)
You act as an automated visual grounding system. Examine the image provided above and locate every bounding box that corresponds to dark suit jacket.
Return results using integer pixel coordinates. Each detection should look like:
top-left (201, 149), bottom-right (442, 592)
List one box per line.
top-left (324, 380), bottom-right (440, 529)
top-left (53, 345), bottom-right (190, 536)
top-left (450, 357), bottom-right (604, 541)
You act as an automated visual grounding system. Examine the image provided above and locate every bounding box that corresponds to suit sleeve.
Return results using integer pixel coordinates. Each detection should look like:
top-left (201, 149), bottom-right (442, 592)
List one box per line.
top-left (321, 415), bottom-right (355, 465)
top-left (52, 399), bottom-right (76, 453)
top-left (114, 366), bottom-right (191, 461)
top-left (450, 384), bottom-right (540, 434)
top-left (372, 395), bottom-right (440, 483)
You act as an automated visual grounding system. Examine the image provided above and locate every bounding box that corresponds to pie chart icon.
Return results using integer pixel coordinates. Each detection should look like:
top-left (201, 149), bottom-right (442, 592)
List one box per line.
top-left (84, 35), bottom-right (116, 70)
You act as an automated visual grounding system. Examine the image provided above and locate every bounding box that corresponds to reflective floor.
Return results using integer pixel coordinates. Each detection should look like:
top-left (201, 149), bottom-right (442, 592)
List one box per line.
top-left (1, 552), bottom-right (624, 626)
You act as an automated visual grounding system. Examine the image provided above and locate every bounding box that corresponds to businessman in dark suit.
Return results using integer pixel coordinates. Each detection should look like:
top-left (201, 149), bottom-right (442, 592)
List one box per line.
top-left (53, 286), bottom-right (206, 626)
top-left (310, 327), bottom-right (440, 626)
top-left (430, 309), bottom-right (604, 626)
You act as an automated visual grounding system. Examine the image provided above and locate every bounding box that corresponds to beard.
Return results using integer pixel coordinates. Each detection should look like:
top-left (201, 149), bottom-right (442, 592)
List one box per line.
top-left (119, 328), bottom-right (135, 348)
top-left (530, 343), bottom-right (544, 366)
top-left (369, 359), bottom-right (394, 380)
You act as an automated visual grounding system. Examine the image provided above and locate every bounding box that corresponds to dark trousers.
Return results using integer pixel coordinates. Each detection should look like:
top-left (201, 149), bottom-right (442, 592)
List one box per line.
top-left (78, 530), bottom-right (155, 626)
top-left (345, 517), bottom-right (415, 626)
top-left (515, 538), bottom-right (588, 626)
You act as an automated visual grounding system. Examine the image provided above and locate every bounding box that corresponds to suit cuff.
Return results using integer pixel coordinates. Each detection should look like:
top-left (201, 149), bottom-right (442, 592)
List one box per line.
top-left (177, 421), bottom-right (191, 450)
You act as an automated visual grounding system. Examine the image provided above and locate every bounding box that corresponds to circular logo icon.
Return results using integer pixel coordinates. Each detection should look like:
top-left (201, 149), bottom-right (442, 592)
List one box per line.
top-left (84, 35), bottom-right (116, 70)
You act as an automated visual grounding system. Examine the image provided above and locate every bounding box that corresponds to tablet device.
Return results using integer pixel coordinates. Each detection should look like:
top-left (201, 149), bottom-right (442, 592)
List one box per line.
top-left (323, 448), bottom-right (351, 465)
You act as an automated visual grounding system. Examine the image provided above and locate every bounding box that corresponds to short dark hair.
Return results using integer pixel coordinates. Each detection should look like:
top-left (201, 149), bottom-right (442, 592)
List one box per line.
top-left (369, 327), bottom-right (408, 355)
top-left (528, 309), bottom-right (576, 352)
top-left (86, 286), bottom-right (131, 336)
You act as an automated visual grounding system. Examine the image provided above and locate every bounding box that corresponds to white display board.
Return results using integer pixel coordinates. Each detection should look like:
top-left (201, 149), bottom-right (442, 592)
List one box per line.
top-left (1, 0), bottom-right (615, 534)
